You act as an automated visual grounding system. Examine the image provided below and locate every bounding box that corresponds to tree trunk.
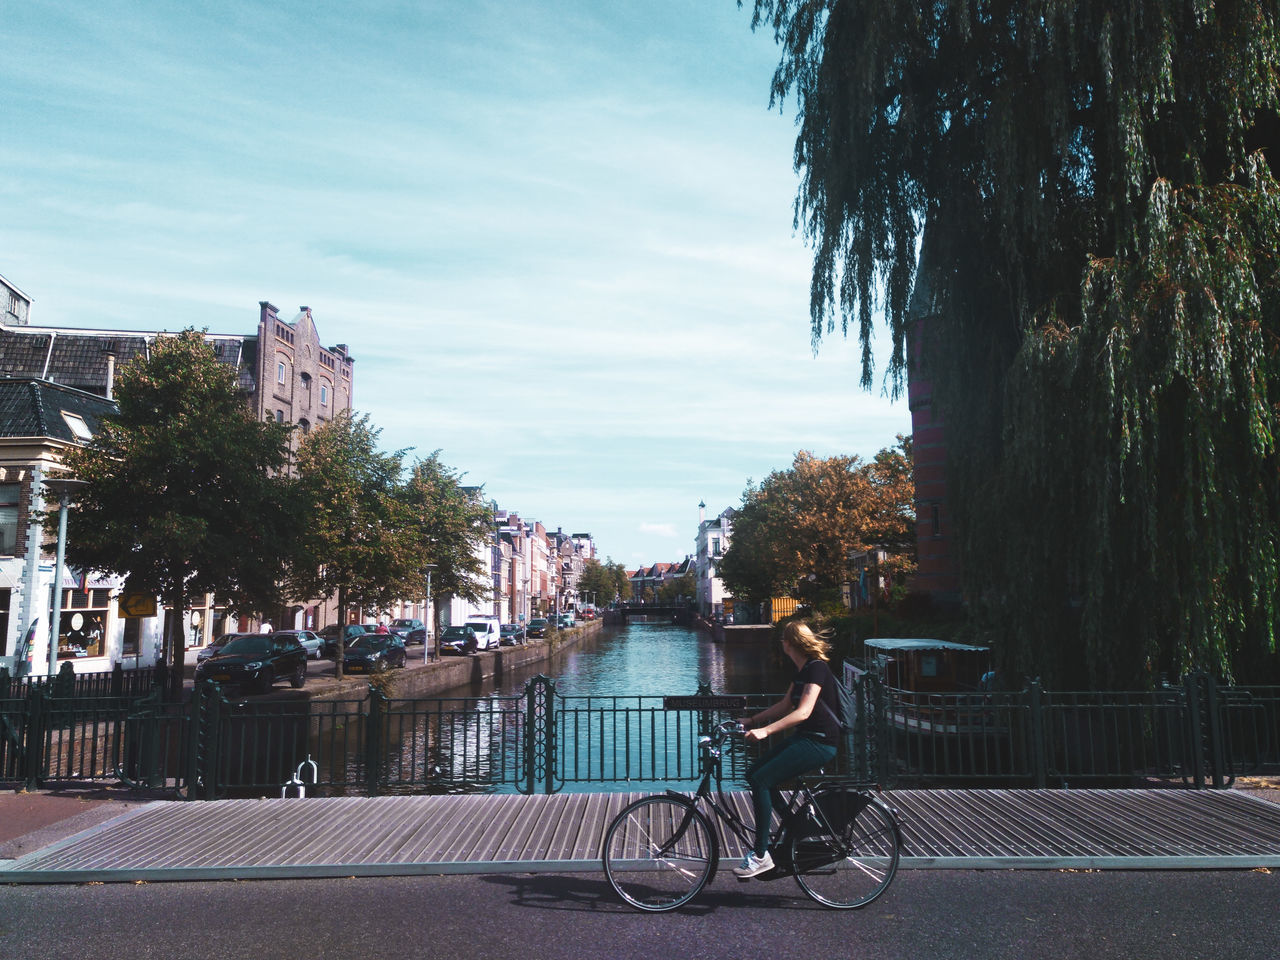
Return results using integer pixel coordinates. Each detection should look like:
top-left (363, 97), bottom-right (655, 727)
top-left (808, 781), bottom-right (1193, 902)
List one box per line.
top-left (334, 583), bottom-right (347, 681)
top-left (166, 580), bottom-right (186, 702)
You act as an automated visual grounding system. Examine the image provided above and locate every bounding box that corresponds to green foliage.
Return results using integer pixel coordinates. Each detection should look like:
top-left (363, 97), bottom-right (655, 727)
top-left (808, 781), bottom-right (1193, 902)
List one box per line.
top-left (578, 557), bottom-right (628, 606)
top-left (751, 0), bottom-right (1280, 686)
top-left (286, 413), bottom-right (418, 675)
top-left (718, 438), bottom-right (916, 602)
top-left (400, 451), bottom-right (493, 636)
top-left (60, 329), bottom-right (301, 690)
top-left (657, 571), bottom-right (695, 603)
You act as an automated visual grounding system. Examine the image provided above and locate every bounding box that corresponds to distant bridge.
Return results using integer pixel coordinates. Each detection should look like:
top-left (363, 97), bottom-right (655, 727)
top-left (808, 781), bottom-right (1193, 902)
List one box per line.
top-left (607, 602), bottom-right (695, 622)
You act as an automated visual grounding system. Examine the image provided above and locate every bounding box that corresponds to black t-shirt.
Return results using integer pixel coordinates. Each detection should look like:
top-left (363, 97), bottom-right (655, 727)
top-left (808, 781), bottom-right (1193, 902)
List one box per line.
top-left (790, 659), bottom-right (841, 741)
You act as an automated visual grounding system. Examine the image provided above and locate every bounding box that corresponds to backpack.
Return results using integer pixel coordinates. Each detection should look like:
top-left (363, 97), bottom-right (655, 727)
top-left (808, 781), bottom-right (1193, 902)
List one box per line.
top-left (815, 672), bottom-right (858, 734)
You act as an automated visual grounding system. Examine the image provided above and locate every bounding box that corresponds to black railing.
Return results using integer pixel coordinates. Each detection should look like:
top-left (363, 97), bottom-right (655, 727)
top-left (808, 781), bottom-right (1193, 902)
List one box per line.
top-left (1, 670), bottom-right (1276, 796)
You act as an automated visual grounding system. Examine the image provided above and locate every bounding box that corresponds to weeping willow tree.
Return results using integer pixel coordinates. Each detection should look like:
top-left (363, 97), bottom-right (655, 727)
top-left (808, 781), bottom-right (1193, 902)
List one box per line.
top-left (748, 0), bottom-right (1280, 687)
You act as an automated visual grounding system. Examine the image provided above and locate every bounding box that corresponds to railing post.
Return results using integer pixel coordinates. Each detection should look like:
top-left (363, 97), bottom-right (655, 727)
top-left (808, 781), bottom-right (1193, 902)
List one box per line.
top-left (1027, 679), bottom-right (1047, 788)
top-left (110, 662), bottom-right (124, 698)
top-left (1182, 674), bottom-right (1207, 789)
top-left (25, 685), bottom-right (47, 790)
top-left (522, 675), bottom-right (556, 795)
top-left (186, 680), bottom-right (224, 800)
top-left (365, 686), bottom-right (388, 796)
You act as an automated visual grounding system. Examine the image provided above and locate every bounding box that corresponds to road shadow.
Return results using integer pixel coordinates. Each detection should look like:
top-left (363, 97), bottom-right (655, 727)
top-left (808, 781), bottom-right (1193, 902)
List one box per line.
top-left (478, 872), bottom-right (825, 915)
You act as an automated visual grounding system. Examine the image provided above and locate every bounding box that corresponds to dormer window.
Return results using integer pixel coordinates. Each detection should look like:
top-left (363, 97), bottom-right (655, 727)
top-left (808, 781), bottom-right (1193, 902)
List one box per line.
top-left (61, 411), bottom-right (94, 442)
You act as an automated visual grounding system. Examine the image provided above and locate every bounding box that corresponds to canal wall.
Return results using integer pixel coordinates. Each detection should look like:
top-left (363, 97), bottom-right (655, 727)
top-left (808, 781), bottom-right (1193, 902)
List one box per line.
top-left (693, 613), bottom-right (774, 644)
top-left (304, 620), bottom-right (601, 704)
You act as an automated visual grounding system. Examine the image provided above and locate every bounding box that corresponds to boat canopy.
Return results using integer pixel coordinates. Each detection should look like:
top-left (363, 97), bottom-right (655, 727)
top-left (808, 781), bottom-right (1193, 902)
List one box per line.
top-left (864, 638), bottom-right (989, 653)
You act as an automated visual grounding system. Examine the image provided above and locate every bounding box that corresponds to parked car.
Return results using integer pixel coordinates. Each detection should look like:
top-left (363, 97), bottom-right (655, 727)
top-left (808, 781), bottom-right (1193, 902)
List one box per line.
top-left (439, 625), bottom-right (479, 655)
top-left (389, 618), bottom-right (426, 644)
top-left (580, 607), bottom-right (596, 621)
top-left (466, 618), bottom-right (501, 650)
top-left (526, 618), bottom-right (548, 638)
top-left (343, 634), bottom-right (407, 674)
top-left (499, 623), bottom-right (526, 646)
top-left (271, 629), bottom-right (323, 660)
top-left (558, 612), bottom-right (576, 628)
top-left (194, 633), bottom-right (307, 693)
top-left (319, 623), bottom-right (367, 658)
top-left (196, 632), bottom-right (251, 663)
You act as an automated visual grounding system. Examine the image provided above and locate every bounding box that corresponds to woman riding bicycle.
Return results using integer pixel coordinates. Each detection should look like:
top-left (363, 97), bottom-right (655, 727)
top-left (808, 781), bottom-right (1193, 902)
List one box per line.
top-left (734, 620), bottom-right (842, 878)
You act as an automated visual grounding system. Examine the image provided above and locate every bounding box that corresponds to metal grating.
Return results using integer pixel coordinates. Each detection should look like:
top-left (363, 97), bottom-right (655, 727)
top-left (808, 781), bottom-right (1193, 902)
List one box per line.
top-left (2, 788), bottom-right (1279, 884)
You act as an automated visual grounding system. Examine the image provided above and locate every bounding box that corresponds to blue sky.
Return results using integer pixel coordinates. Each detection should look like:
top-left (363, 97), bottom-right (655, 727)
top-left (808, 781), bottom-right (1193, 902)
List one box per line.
top-left (2, 1), bottom-right (911, 566)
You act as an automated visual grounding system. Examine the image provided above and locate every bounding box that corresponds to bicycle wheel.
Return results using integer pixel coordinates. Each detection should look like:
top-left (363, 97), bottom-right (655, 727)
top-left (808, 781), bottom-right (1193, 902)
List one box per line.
top-left (790, 788), bottom-right (900, 909)
top-left (603, 796), bottom-right (717, 912)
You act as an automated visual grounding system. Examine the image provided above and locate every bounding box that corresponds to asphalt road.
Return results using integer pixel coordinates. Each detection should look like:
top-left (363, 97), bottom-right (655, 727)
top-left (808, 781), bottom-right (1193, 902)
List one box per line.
top-left (2, 868), bottom-right (1275, 960)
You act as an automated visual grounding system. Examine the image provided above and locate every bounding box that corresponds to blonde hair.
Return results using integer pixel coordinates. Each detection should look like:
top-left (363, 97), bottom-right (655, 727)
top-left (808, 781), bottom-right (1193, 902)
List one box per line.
top-left (781, 621), bottom-right (832, 662)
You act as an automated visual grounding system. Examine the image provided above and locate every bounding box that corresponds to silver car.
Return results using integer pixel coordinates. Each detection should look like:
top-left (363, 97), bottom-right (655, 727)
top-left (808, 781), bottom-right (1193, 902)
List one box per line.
top-left (270, 629), bottom-right (324, 660)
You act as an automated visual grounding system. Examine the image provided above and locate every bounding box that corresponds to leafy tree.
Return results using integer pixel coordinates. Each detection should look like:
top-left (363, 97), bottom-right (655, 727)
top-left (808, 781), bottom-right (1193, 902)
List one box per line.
top-left (286, 413), bottom-right (417, 679)
top-left (578, 557), bottom-right (629, 606)
top-left (719, 440), bottom-right (916, 602)
top-left (657, 571), bottom-right (695, 604)
top-left (399, 452), bottom-right (493, 644)
top-left (748, 1), bottom-right (1280, 686)
top-left (60, 329), bottom-right (300, 698)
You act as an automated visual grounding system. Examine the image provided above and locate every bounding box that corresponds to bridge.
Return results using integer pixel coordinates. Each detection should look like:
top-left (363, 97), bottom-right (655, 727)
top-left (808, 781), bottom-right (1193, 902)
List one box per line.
top-left (605, 602), bottom-right (694, 622)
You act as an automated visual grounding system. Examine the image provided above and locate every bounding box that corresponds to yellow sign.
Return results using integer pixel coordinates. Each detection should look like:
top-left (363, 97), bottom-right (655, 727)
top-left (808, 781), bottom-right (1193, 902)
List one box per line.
top-left (118, 593), bottom-right (157, 618)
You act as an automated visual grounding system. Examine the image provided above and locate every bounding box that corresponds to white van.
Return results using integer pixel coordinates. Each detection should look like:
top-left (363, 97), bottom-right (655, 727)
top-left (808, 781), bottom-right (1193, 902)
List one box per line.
top-left (465, 617), bottom-right (501, 651)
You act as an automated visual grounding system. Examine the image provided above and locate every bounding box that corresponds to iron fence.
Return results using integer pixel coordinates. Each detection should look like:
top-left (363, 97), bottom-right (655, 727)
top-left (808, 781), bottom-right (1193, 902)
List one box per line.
top-left (1, 671), bottom-right (1276, 796)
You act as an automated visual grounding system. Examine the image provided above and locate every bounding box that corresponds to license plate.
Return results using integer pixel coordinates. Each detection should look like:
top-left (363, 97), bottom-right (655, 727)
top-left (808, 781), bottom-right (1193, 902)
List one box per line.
top-left (349, 665), bottom-right (365, 672)
top-left (213, 674), bottom-right (230, 682)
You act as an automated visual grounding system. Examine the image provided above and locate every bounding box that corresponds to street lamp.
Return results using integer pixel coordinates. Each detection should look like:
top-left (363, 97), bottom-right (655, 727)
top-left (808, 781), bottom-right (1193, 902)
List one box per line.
top-left (42, 477), bottom-right (87, 677)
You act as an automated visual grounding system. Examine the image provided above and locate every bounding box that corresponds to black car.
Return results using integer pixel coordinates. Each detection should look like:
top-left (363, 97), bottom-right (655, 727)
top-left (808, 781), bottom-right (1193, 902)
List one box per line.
top-left (343, 635), bottom-right (407, 673)
top-left (439, 624), bottom-right (479, 655)
top-left (389, 618), bottom-right (427, 644)
top-left (194, 633), bottom-right (307, 693)
top-left (526, 618), bottom-right (548, 639)
top-left (499, 623), bottom-right (526, 646)
top-left (318, 623), bottom-right (367, 658)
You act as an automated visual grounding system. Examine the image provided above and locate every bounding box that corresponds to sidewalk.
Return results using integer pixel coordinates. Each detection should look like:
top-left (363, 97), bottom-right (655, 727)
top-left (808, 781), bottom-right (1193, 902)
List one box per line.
top-left (0, 787), bottom-right (155, 860)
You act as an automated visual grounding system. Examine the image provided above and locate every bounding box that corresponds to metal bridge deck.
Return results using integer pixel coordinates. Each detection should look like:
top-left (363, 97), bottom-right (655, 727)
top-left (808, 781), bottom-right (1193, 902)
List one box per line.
top-left (3, 788), bottom-right (1279, 884)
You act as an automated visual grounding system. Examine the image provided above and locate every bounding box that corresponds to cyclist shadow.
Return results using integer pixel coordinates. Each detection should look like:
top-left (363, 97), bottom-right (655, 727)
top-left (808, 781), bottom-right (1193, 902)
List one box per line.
top-left (479, 873), bottom-right (826, 914)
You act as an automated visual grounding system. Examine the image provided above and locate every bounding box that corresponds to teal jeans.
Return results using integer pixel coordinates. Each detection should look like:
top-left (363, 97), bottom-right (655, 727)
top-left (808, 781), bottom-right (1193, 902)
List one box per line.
top-left (745, 735), bottom-right (837, 857)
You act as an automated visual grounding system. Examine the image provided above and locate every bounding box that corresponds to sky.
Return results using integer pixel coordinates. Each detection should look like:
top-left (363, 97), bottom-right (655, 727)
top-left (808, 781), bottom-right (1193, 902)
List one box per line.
top-left (1, 0), bottom-right (912, 566)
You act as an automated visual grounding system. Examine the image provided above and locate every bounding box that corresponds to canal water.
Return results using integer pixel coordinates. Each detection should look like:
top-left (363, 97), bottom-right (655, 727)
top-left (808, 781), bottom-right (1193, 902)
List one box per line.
top-left (362, 619), bottom-right (792, 795)
top-left (440, 619), bottom-right (789, 700)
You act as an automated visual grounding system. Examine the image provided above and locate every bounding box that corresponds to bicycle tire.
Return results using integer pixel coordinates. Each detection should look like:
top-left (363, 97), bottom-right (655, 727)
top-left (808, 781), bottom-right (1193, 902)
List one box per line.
top-left (603, 796), bottom-right (717, 912)
top-left (790, 788), bottom-right (900, 909)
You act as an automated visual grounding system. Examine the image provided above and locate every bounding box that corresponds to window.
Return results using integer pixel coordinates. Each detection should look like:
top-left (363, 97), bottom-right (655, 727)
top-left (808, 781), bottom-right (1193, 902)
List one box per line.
top-left (0, 483), bottom-right (20, 555)
top-left (276, 360), bottom-right (286, 384)
top-left (61, 411), bottom-right (93, 442)
top-left (300, 372), bottom-right (311, 390)
top-left (320, 384), bottom-right (329, 406)
top-left (276, 409), bottom-right (284, 423)
top-left (298, 418), bottom-right (310, 435)
top-left (711, 537), bottom-right (721, 557)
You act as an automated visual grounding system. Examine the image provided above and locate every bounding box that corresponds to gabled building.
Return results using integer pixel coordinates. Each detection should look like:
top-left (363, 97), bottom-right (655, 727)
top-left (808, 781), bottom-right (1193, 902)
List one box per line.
top-left (0, 379), bottom-right (147, 676)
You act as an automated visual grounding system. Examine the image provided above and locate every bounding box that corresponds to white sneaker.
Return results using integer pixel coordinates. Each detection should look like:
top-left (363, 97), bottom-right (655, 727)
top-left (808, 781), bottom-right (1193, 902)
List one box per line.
top-left (732, 851), bottom-right (774, 879)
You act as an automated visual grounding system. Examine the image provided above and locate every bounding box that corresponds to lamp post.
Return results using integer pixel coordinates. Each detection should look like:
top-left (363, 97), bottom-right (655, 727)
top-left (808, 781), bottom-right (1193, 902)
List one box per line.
top-left (41, 477), bottom-right (87, 677)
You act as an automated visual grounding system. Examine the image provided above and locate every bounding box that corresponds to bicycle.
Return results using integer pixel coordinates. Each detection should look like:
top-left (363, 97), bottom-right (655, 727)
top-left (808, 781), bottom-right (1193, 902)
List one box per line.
top-left (602, 718), bottom-right (903, 912)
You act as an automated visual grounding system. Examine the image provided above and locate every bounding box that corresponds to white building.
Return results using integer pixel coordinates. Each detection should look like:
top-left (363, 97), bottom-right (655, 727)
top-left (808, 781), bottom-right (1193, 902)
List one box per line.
top-left (694, 501), bottom-right (734, 618)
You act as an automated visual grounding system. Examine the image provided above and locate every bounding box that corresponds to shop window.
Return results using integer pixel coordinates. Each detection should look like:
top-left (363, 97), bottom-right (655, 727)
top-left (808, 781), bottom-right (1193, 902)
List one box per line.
top-left (0, 483), bottom-right (19, 555)
top-left (0, 589), bottom-right (9, 656)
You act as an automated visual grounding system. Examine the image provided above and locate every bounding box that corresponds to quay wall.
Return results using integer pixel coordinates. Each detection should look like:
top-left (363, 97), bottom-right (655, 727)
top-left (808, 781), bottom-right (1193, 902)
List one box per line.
top-left (305, 620), bottom-right (601, 704)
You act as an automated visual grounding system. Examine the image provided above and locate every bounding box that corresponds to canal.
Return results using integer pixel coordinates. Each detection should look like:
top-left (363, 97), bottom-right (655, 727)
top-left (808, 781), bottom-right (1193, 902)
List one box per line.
top-left (439, 619), bottom-right (789, 700)
top-left (357, 619), bottom-right (791, 795)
